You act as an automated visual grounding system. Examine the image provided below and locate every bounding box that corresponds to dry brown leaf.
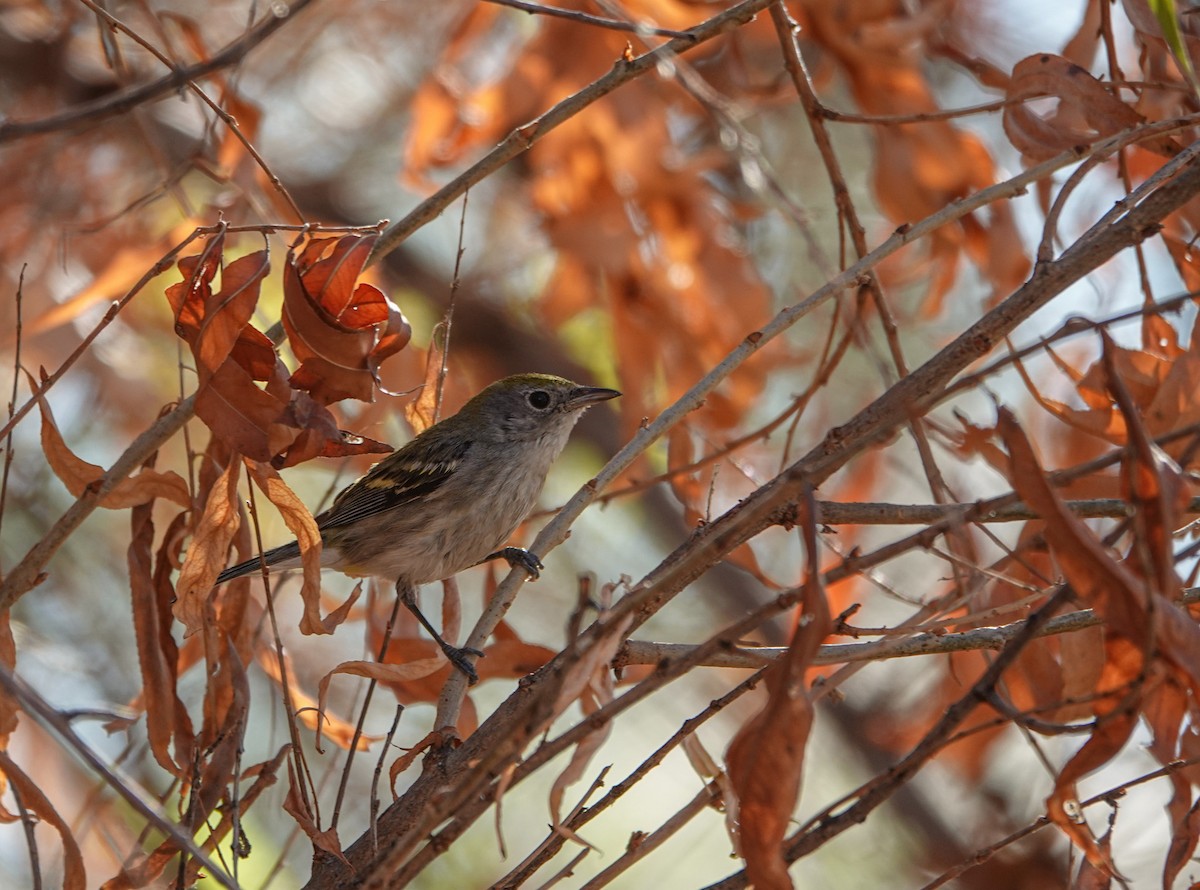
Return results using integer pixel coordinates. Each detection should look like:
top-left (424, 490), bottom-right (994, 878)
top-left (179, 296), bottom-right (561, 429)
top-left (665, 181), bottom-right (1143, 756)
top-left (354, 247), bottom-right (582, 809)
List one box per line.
top-left (164, 236), bottom-right (394, 466)
top-left (726, 580), bottom-right (830, 890)
top-left (0, 612), bottom-right (16, 808)
top-left (389, 729), bottom-right (447, 793)
top-left (175, 459), bottom-right (242, 638)
top-left (1163, 234), bottom-right (1200, 292)
top-left (104, 637), bottom-right (248, 889)
top-left (33, 375), bottom-right (190, 509)
top-left (404, 335), bottom-right (444, 435)
top-left (1003, 54), bottom-right (1148, 162)
top-left (368, 606), bottom-right (554, 711)
top-left (1164, 787), bottom-right (1200, 889)
top-left (551, 615), bottom-right (633, 721)
top-left (282, 233), bottom-right (412, 405)
top-left (1146, 679), bottom-right (1195, 885)
top-left (274, 393), bottom-right (394, 470)
top-left (998, 409), bottom-right (1152, 873)
top-left (167, 243), bottom-right (271, 379)
top-left (0, 751), bottom-right (86, 890)
top-left (1047, 698), bottom-right (1137, 881)
top-left (129, 500), bottom-right (191, 777)
top-left (284, 761), bottom-right (350, 865)
top-left (244, 462), bottom-right (327, 635)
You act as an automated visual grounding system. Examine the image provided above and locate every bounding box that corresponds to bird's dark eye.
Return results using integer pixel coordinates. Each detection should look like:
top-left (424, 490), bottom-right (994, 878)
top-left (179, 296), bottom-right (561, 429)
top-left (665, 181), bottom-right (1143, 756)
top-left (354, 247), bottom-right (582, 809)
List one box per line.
top-left (527, 390), bottom-right (551, 410)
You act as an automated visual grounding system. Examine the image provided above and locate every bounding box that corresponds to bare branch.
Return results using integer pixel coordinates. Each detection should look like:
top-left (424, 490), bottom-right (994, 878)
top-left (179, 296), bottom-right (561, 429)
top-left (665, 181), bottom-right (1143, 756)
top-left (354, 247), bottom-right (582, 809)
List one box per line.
top-left (617, 588), bottom-right (1200, 670)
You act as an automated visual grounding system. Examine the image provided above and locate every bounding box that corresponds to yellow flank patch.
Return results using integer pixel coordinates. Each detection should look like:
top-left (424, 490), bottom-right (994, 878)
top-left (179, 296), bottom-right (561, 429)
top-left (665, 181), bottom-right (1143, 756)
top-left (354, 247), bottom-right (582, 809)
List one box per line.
top-left (364, 460), bottom-right (458, 489)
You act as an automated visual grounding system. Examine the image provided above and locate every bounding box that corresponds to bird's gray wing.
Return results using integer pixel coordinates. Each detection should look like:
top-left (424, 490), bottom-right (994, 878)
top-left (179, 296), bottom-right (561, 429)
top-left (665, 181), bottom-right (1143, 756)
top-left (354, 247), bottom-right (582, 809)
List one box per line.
top-left (314, 435), bottom-right (473, 531)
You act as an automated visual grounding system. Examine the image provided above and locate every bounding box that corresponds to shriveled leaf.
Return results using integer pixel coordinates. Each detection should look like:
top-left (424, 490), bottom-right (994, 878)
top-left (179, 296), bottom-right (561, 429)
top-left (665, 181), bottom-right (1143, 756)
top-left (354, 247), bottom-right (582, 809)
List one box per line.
top-left (245, 462), bottom-right (326, 635)
top-left (404, 335), bottom-right (445, 435)
top-left (1073, 817), bottom-right (1116, 889)
top-left (0, 751), bottom-right (86, 890)
top-left (167, 246), bottom-right (270, 380)
top-left (1146, 680), bottom-right (1195, 882)
top-left (176, 459), bottom-right (242, 637)
top-left (273, 393), bottom-right (393, 469)
top-left (551, 614), bottom-right (633, 719)
top-left (129, 500), bottom-right (191, 777)
top-left (683, 735), bottom-right (722, 780)
top-left (1102, 340), bottom-right (1200, 698)
top-left (369, 609), bottom-right (554, 709)
top-left (0, 611), bottom-right (16, 807)
top-left (998, 409), bottom-right (1154, 870)
top-left (163, 238), bottom-right (380, 467)
top-left (1164, 790), bottom-right (1200, 888)
top-left (726, 580), bottom-right (830, 890)
top-left (283, 761), bottom-right (349, 865)
top-left (282, 234), bottom-right (412, 405)
top-left (1109, 340), bottom-right (1190, 593)
top-left (999, 409), bottom-right (1151, 645)
top-left (33, 376), bottom-right (190, 509)
top-left (194, 359), bottom-right (297, 464)
top-left (118, 636), bottom-right (248, 890)
top-left (1163, 234), bottom-right (1200, 291)
top-left (1045, 698), bottom-right (1136, 879)
top-left (390, 730), bottom-right (446, 792)
top-left (1003, 54), bottom-right (1151, 161)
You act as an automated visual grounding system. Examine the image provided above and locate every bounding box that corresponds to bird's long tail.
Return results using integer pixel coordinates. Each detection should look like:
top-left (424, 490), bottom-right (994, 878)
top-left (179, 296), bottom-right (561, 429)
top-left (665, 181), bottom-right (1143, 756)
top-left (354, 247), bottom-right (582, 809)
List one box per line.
top-left (215, 541), bottom-right (302, 585)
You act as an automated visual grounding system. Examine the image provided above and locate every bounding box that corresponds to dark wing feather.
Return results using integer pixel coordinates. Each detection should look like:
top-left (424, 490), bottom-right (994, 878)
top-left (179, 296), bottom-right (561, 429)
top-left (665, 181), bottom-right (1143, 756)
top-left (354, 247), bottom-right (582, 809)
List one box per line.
top-left (314, 435), bottom-right (472, 531)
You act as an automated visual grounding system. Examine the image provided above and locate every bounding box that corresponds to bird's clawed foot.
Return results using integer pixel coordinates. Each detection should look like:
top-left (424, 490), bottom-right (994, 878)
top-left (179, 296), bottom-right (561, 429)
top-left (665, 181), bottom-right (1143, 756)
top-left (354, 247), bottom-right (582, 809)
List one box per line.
top-left (486, 547), bottom-right (544, 579)
top-left (439, 642), bottom-right (485, 686)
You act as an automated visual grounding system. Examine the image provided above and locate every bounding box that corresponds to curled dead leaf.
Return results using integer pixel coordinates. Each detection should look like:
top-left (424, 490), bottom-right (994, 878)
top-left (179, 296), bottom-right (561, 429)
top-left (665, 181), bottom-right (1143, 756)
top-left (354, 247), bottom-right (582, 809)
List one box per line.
top-left (1003, 54), bottom-right (1155, 162)
top-left (726, 580), bottom-right (829, 890)
top-left (282, 234), bottom-right (412, 405)
top-left (32, 373), bottom-right (190, 509)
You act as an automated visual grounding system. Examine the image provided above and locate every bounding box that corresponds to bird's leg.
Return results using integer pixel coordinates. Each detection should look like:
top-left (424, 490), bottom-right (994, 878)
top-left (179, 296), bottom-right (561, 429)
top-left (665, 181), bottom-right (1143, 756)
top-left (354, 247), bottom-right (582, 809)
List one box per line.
top-left (481, 547), bottom-right (544, 580)
top-left (396, 579), bottom-right (483, 686)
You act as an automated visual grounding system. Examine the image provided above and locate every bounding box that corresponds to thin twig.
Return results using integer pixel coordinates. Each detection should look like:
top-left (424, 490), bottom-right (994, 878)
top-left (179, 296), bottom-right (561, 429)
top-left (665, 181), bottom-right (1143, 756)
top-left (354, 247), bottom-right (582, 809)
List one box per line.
top-left (9, 781), bottom-right (42, 890)
top-left (814, 495), bottom-right (1197, 525)
top-left (0, 265), bottom-right (25, 568)
top-left (370, 705), bottom-right (404, 856)
top-left (493, 670), bottom-right (762, 887)
top-left (578, 783), bottom-right (719, 889)
top-left (618, 587), bottom-right (1200, 670)
top-left (484, 0), bottom-right (693, 39)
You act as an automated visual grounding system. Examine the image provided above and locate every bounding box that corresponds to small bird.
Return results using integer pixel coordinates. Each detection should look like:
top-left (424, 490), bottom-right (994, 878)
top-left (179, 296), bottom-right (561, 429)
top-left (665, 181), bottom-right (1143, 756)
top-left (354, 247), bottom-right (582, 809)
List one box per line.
top-left (216, 373), bottom-right (620, 684)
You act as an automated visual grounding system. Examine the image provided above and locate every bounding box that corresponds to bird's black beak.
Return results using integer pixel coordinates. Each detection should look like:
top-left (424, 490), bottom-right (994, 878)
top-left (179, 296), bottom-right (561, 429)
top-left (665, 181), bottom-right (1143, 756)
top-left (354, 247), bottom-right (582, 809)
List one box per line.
top-left (567, 386), bottom-right (621, 410)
